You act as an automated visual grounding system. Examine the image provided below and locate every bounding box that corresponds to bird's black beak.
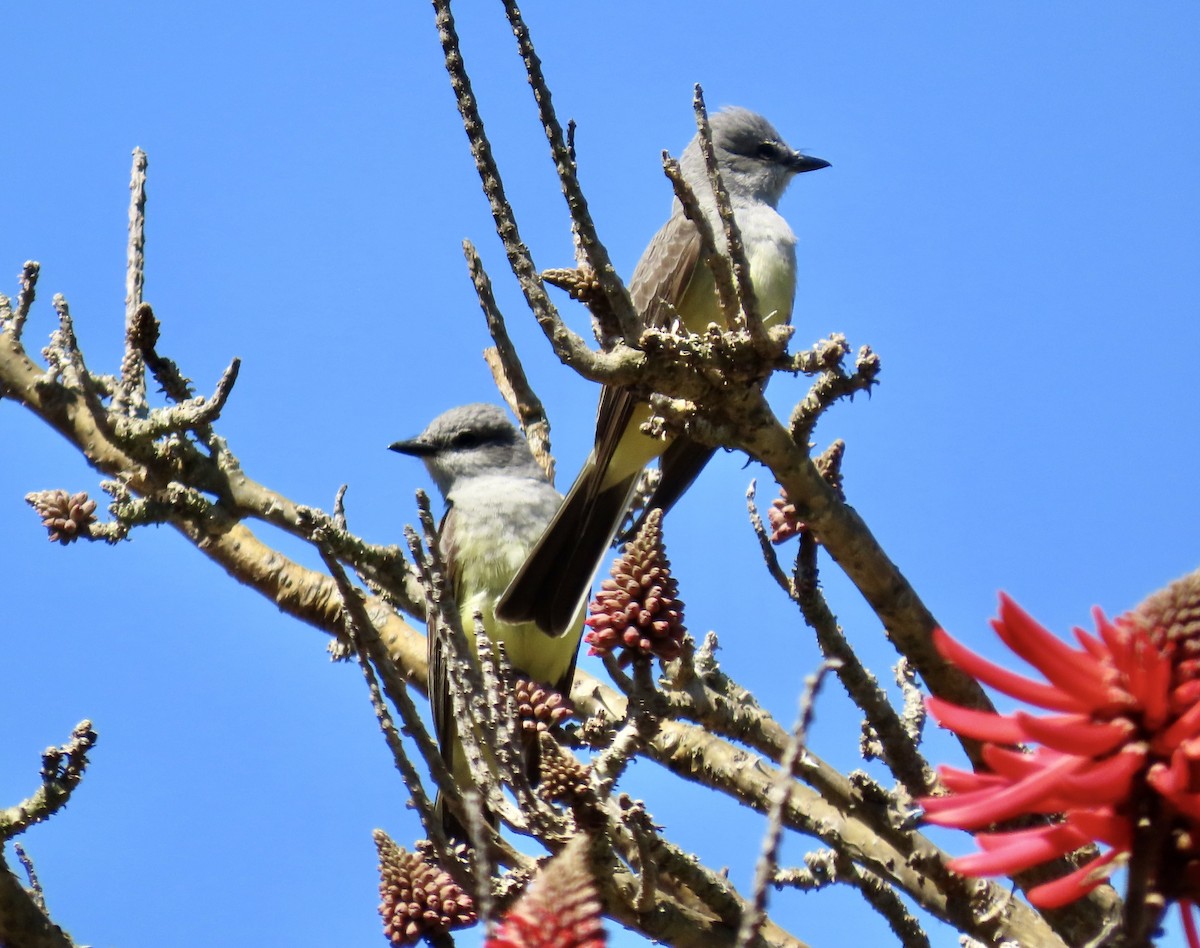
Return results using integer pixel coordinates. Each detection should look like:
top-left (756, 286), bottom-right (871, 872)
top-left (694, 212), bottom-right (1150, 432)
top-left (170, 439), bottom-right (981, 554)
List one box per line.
top-left (388, 438), bottom-right (434, 457)
top-left (787, 152), bottom-right (831, 174)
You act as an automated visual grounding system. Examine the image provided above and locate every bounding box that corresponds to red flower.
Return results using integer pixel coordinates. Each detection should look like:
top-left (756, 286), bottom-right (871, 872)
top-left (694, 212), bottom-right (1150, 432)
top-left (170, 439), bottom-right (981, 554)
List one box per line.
top-left (922, 573), bottom-right (1200, 944)
top-left (486, 836), bottom-right (606, 948)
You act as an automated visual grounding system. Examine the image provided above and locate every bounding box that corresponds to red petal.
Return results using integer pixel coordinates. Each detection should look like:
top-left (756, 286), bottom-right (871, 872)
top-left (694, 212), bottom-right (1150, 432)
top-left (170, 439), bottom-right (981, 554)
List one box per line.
top-left (993, 595), bottom-right (1116, 710)
top-left (951, 822), bottom-right (1089, 876)
top-left (923, 755), bottom-right (1084, 830)
top-left (1182, 900), bottom-right (1200, 948)
top-left (1048, 746), bottom-right (1145, 807)
top-left (926, 696), bottom-right (1025, 744)
top-left (1066, 809), bottom-right (1132, 849)
top-left (937, 765), bottom-right (1009, 794)
top-left (982, 744), bottom-right (1060, 780)
top-left (1135, 642), bottom-right (1173, 731)
top-left (933, 628), bottom-right (1089, 713)
top-left (1154, 698), bottom-right (1200, 755)
top-left (1173, 680), bottom-right (1200, 714)
top-left (1026, 849), bottom-right (1122, 909)
top-left (1093, 609), bottom-right (1131, 666)
top-left (1013, 712), bottom-right (1135, 757)
top-left (1073, 626), bottom-right (1108, 660)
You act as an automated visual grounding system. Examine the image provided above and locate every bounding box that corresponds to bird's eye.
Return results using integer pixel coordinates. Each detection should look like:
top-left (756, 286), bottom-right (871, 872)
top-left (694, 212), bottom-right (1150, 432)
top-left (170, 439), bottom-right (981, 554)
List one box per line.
top-left (450, 432), bottom-right (482, 450)
top-left (754, 142), bottom-right (778, 161)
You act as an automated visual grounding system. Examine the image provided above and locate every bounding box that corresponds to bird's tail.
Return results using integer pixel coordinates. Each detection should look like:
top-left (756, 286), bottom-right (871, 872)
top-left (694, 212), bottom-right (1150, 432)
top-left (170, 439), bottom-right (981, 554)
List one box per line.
top-left (496, 461), bottom-right (638, 638)
top-left (618, 438), bottom-right (716, 543)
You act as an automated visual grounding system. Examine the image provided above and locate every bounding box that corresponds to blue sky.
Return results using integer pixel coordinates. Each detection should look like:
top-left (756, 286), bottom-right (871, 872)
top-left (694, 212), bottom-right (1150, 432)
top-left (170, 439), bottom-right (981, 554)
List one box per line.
top-left (2, 3), bottom-right (1198, 946)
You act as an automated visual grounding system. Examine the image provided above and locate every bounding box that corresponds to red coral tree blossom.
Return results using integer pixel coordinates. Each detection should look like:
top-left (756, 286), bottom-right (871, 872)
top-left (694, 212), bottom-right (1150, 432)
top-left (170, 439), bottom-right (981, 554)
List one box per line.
top-left (922, 571), bottom-right (1200, 946)
top-left (486, 835), bottom-right (606, 948)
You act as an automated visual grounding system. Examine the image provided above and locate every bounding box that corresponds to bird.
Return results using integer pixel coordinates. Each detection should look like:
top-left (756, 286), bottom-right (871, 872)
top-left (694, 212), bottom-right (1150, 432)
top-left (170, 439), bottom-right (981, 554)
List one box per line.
top-left (389, 403), bottom-right (585, 836)
top-left (496, 107), bottom-right (829, 637)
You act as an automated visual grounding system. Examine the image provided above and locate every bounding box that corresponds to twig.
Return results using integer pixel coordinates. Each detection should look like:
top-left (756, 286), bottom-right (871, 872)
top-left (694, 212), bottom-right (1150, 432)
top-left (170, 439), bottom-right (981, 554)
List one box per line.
top-left (8, 261), bottom-right (40, 340)
top-left (691, 86), bottom-right (761, 342)
top-left (430, 0), bottom-right (597, 370)
top-left (794, 531), bottom-right (935, 797)
top-left (735, 660), bottom-right (838, 948)
top-left (776, 850), bottom-right (930, 948)
top-left (0, 722), bottom-right (98, 840)
top-left (499, 0), bottom-right (641, 345)
top-left (315, 542), bottom-right (449, 849)
top-left (115, 148), bottom-right (149, 416)
top-left (12, 845), bottom-right (45, 912)
top-left (111, 357), bottom-right (241, 442)
top-left (463, 239), bottom-right (554, 481)
top-left (745, 480), bottom-right (796, 596)
top-left (661, 152), bottom-right (739, 327)
top-left (590, 659), bottom-right (663, 796)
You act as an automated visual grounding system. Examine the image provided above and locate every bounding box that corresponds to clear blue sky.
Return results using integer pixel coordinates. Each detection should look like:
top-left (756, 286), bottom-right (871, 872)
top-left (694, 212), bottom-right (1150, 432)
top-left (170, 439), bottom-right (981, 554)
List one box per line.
top-left (2, 3), bottom-right (1197, 946)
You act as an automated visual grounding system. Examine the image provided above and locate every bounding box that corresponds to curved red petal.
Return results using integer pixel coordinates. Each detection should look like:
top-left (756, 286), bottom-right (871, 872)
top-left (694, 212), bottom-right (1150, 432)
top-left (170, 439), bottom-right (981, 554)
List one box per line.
top-left (982, 744), bottom-right (1062, 780)
top-left (973, 821), bottom-right (1090, 854)
top-left (951, 823), bottom-right (1089, 878)
top-left (923, 755), bottom-right (1084, 830)
top-left (936, 765), bottom-right (1009, 794)
top-left (1173, 680), bottom-right (1200, 714)
top-left (1182, 900), bottom-right (1200, 948)
top-left (933, 628), bottom-right (1089, 713)
top-left (1013, 712), bottom-right (1136, 757)
top-left (1049, 746), bottom-right (1145, 807)
top-left (993, 595), bottom-right (1116, 710)
top-left (1093, 609), bottom-right (1131, 666)
top-left (1073, 626), bottom-right (1108, 660)
top-left (1136, 643), bottom-right (1173, 731)
top-left (1067, 809), bottom-right (1132, 849)
top-left (1026, 849), bottom-right (1122, 909)
top-left (926, 696), bottom-right (1025, 744)
top-left (1155, 698), bottom-right (1200, 755)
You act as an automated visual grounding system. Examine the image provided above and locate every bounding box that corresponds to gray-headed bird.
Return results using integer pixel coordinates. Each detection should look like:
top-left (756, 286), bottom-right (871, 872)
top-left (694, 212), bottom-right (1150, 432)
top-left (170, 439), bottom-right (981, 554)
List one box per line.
top-left (497, 107), bottom-right (828, 637)
top-left (390, 403), bottom-right (584, 835)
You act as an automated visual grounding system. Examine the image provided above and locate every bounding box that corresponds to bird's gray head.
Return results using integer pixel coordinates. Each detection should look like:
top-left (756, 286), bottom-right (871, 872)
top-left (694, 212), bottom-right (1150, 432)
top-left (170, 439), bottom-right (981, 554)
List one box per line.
top-left (389, 403), bottom-right (543, 499)
top-left (680, 107), bottom-right (829, 208)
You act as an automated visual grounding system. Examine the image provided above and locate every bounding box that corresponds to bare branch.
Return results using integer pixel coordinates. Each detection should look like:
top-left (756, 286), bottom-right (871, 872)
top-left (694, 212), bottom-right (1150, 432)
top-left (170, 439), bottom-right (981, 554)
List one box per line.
top-left (736, 661), bottom-right (837, 948)
top-left (499, 0), bottom-right (641, 346)
top-left (0, 722), bottom-right (98, 841)
top-left (114, 147), bottom-right (149, 415)
top-left (463, 239), bottom-right (554, 481)
top-left (6, 261), bottom-right (40, 340)
top-left (691, 85), bottom-right (762, 341)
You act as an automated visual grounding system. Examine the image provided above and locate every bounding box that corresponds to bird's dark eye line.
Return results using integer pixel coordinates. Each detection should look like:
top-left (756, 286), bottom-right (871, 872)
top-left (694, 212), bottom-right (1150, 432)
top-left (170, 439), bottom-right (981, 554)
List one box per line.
top-left (449, 431), bottom-right (509, 450)
top-left (754, 141), bottom-right (778, 161)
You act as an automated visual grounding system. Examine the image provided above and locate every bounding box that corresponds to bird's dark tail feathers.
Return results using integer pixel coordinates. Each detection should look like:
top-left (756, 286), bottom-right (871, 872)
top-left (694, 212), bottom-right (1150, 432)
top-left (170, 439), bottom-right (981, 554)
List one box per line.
top-left (619, 438), bottom-right (716, 543)
top-left (496, 466), bottom-right (638, 637)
